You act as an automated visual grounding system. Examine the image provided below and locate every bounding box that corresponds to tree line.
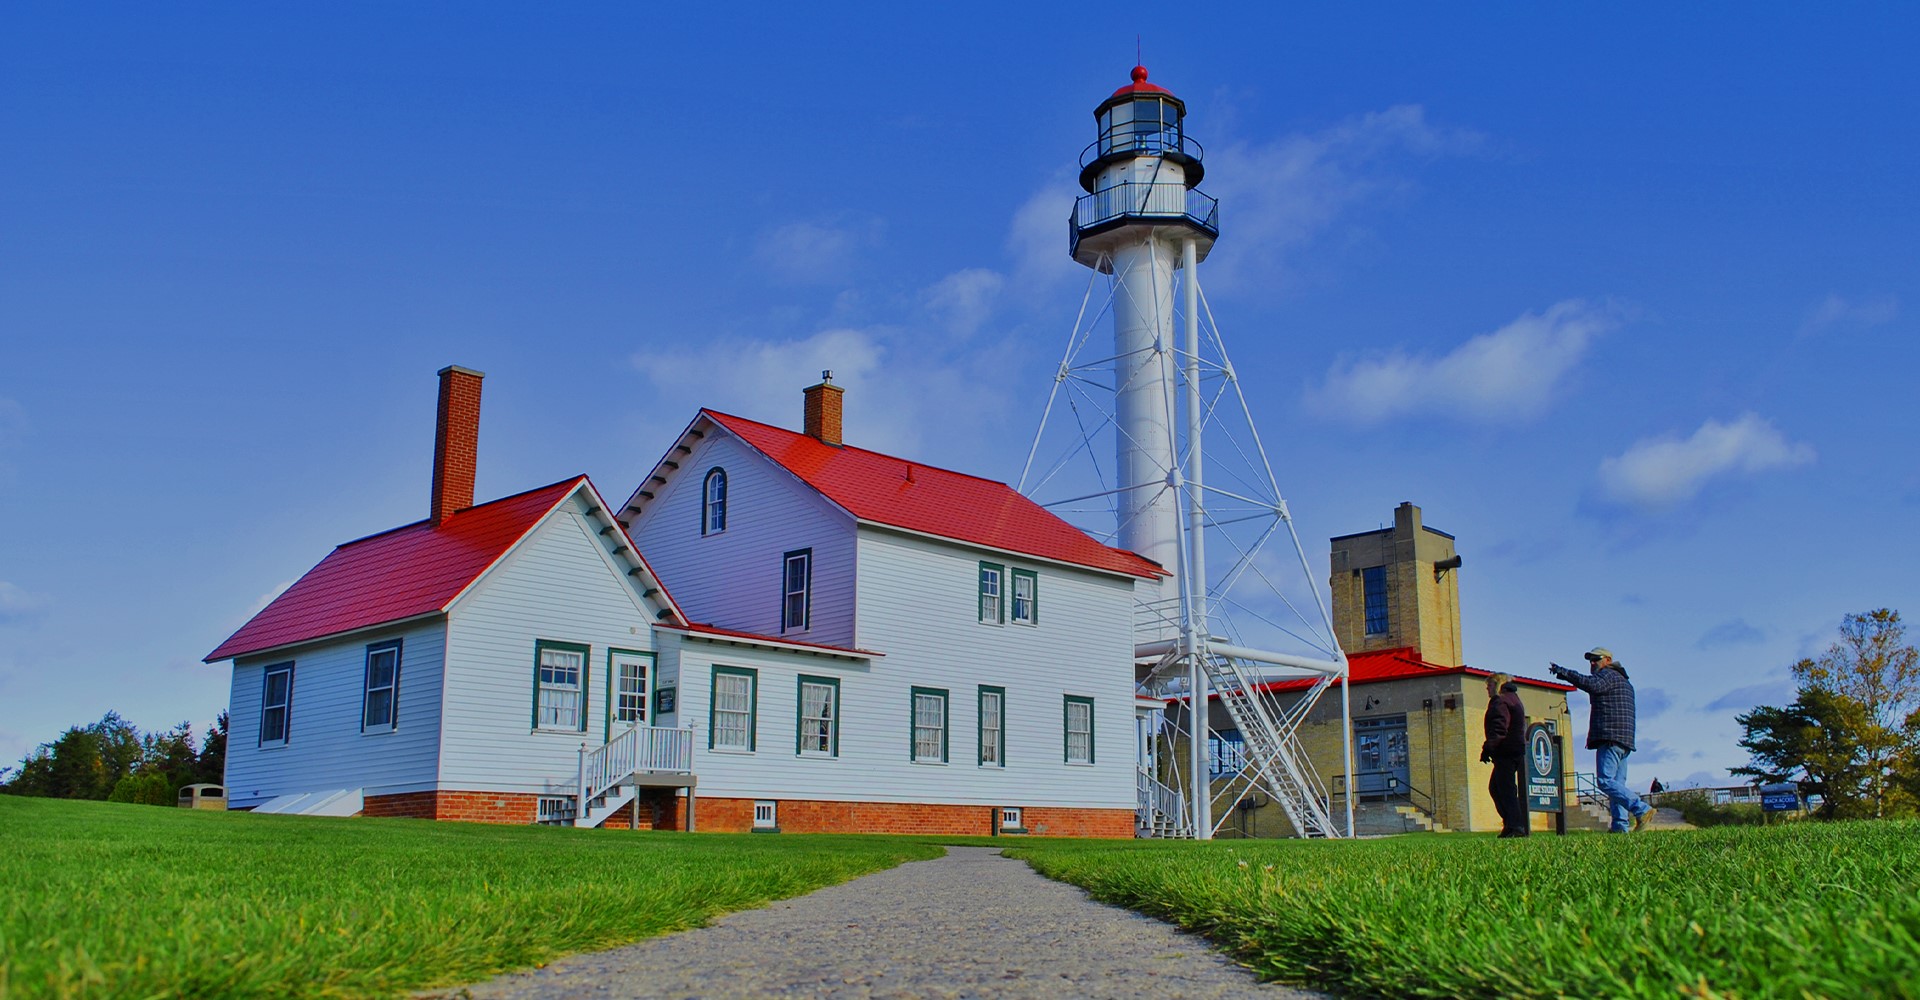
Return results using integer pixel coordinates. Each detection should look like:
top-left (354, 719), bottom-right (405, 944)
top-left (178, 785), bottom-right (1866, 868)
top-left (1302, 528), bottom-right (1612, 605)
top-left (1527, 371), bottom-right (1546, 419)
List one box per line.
top-left (0, 711), bottom-right (227, 805)
top-left (1735, 608), bottom-right (1919, 819)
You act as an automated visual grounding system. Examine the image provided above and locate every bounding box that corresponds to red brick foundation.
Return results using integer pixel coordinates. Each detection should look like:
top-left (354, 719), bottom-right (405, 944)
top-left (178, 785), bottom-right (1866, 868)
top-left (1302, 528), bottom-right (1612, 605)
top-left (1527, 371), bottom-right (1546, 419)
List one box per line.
top-left (695, 797), bottom-right (1133, 837)
top-left (362, 790), bottom-right (539, 824)
top-left (362, 790), bottom-right (1130, 837)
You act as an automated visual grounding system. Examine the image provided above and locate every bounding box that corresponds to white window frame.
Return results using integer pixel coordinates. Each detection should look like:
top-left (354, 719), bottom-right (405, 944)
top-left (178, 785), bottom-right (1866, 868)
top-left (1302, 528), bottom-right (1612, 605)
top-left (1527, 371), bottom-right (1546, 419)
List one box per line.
top-left (711, 666), bottom-right (757, 752)
top-left (361, 640), bottom-right (401, 734)
top-left (911, 687), bottom-right (948, 763)
top-left (1064, 695), bottom-right (1095, 765)
top-left (702, 467), bottom-right (727, 535)
top-left (998, 806), bottom-right (1024, 832)
top-left (534, 641), bottom-right (588, 732)
top-left (978, 686), bottom-right (1005, 767)
top-left (259, 663), bottom-right (294, 748)
top-left (610, 649), bottom-right (651, 736)
top-left (1010, 569), bottom-right (1037, 625)
top-left (797, 675), bottom-right (839, 757)
top-left (781, 549), bottom-right (811, 633)
top-left (978, 562), bottom-right (1004, 624)
top-left (753, 800), bottom-right (778, 830)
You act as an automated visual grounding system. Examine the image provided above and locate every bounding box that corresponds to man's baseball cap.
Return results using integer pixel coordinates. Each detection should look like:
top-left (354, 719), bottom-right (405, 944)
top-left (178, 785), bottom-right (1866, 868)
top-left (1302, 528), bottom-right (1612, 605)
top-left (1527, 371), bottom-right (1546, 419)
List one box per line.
top-left (1584, 647), bottom-right (1615, 662)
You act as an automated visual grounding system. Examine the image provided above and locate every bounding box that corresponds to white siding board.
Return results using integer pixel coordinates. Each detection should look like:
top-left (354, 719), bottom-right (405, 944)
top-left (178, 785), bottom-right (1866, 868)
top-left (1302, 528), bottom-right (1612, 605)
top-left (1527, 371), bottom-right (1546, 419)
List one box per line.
top-left (439, 500), bottom-right (659, 793)
top-left (223, 619), bottom-right (447, 809)
top-left (626, 433), bottom-right (857, 647)
top-left (666, 529), bottom-right (1138, 811)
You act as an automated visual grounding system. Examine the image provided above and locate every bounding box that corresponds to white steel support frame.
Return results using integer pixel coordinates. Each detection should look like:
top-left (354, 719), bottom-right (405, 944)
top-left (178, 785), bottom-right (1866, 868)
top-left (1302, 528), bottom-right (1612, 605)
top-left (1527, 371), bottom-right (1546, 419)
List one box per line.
top-left (1022, 243), bottom-right (1355, 841)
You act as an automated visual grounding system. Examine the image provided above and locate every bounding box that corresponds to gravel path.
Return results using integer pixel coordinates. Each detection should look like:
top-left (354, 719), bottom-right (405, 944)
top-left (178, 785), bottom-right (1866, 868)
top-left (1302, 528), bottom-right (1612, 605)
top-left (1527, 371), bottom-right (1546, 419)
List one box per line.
top-left (433, 846), bottom-right (1324, 999)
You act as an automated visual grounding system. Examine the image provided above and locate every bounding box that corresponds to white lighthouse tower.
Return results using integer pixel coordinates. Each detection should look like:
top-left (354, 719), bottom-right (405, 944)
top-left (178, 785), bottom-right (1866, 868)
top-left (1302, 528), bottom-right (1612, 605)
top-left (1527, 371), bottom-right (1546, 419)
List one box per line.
top-left (1069, 65), bottom-right (1215, 624)
top-left (1025, 65), bottom-right (1352, 840)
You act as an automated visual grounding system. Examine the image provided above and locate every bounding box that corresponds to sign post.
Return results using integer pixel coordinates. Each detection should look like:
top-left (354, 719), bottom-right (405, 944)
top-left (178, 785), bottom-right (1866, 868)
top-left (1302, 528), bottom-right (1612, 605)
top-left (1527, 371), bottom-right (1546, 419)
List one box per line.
top-left (1525, 722), bottom-right (1565, 835)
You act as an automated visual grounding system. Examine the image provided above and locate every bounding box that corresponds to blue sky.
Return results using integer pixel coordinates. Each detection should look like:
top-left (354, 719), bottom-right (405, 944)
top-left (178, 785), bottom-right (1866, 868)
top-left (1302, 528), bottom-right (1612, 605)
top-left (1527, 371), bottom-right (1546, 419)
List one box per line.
top-left (3, 5), bottom-right (1916, 790)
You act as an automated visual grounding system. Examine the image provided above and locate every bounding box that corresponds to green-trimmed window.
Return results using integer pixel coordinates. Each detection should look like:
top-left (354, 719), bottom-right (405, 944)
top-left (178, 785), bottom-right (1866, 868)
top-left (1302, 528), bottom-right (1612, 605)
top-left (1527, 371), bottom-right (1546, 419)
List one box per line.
top-left (710, 666), bottom-right (758, 751)
top-left (911, 686), bottom-right (949, 763)
top-left (978, 562), bottom-right (1004, 623)
top-left (797, 674), bottom-right (840, 756)
top-left (1064, 695), bottom-right (1095, 764)
top-left (534, 640), bottom-right (589, 731)
top-left (702, 467), bottom-right (728, 535)
top-left (361, 640), bottom-right (402, 733)
top-left (782, 549), bottom-right (812, 633)
top-left (1010, 569), bottom-right (1038, 625)
top-left (978, 685), bottom-right (1006, 766)
top-left (259, 662), bottom-right (294, 748)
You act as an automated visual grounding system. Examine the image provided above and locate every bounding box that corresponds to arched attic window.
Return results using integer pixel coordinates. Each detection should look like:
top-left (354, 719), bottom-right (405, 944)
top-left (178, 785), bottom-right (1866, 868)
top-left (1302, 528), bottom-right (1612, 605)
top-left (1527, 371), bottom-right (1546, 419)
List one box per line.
top-left (702, 468), bottom-right (728, 535)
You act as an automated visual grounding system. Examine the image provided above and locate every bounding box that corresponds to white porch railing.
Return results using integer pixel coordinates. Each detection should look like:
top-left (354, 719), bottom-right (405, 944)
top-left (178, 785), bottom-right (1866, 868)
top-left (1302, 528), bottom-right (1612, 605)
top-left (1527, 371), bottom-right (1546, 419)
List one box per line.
top-left (576, 724), bottom-right (695, 818)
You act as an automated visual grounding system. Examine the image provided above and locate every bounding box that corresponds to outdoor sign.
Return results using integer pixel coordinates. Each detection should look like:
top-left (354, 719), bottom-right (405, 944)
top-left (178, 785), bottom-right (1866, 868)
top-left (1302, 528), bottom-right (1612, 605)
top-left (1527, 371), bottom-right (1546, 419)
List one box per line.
top-left (1526, 722), bottom-right (1563, 812)
top-left (1759, 782), bottom-right (1800, 812)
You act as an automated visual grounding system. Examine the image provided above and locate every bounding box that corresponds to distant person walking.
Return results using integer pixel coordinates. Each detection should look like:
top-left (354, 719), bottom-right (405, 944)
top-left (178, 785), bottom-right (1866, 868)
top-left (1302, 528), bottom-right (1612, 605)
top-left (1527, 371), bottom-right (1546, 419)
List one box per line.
top-left (1480, 673), bottom-right (1529, 837)
top-left (1551, 647), bottom-right (1653, 833)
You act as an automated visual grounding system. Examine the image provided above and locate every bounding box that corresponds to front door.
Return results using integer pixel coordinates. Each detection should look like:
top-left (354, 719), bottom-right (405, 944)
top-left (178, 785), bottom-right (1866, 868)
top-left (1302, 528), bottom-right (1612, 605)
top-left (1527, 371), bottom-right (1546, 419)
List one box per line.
top-left (1353, 714), bottom-right (1410, 799)
top-left (606, 649), bottom-right (651, 740)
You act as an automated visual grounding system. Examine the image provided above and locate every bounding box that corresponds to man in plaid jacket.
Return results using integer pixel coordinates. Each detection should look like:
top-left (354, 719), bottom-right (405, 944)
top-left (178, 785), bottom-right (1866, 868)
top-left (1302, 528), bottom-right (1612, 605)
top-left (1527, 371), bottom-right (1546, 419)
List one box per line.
top-left (1550, 647), bottom-right (1654, 833)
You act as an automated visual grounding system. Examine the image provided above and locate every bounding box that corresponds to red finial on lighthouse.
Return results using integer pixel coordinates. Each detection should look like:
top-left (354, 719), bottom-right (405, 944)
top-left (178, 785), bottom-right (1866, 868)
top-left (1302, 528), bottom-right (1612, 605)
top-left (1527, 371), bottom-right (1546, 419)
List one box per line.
top-left (1132, 64), bottom-right (1149, 85)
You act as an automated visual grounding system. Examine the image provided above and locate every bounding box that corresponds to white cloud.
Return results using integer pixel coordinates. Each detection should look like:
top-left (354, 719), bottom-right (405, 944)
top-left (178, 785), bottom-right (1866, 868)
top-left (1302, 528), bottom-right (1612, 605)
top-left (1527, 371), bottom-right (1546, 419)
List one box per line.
top-left (751, 218), bottom-right (884, 285)
top-left (0, 581), bottom-right (46, 624)
top-left (1307, 300), bottom-right (1615, 424)
top-left (922, 268), bottom-right (1005, 338)
top-left (1202, 104), bottom-right (1484, 290)
top-left (1004, 181), bottom-right (1085, 294)
top-left (249, 580), bottom-right (295, 617)
top-left (1800, 293), bottom-right (1899, 336)
top-left (1598, 413), bottom-right (1815, 509)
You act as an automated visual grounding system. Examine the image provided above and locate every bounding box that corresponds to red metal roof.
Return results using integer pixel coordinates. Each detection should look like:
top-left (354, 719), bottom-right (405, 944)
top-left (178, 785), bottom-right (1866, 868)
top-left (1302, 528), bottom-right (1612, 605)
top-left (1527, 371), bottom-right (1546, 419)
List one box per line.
top-left (205, 478), bottom-right (585, 662)
top-left (1109, 64), bottom-right (1175, 100)
top-left (1248, 647), bottom-right (1572, 695)
top-left (704, 410), bottom-right (1165, 579)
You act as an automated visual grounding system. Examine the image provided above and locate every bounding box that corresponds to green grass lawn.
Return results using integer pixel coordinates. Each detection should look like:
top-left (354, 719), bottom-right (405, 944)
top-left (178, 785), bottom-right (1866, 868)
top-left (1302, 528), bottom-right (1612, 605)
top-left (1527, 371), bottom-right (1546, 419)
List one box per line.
top-left (1000, 821), bottom-right (1920, 999)
top-left (7, 798), bottom-right (1917, 999)
top-left (0, 797), bottom-right (941, 999)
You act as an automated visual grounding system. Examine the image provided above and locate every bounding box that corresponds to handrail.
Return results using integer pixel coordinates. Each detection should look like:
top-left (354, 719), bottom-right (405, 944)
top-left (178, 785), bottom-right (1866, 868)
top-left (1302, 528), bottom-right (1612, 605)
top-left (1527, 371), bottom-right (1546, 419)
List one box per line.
top-left (1080, 129), bottom-right (1206, 170)
top-left (577, 724), bottom-right (695, 810)
top-left (1072, 182), bottom-right (1219, 234)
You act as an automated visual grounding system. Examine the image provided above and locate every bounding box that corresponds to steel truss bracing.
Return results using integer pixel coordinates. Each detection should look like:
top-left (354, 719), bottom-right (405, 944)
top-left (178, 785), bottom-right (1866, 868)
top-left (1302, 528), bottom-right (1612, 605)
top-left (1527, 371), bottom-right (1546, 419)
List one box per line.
top-left (1023, 244), bottom-right (1354, 840)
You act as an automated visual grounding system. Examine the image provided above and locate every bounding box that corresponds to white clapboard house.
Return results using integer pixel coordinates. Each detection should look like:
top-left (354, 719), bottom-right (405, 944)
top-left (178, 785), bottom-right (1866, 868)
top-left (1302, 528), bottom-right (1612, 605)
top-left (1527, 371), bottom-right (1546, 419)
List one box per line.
top-left (206, 368), bottom-right (1164, 835)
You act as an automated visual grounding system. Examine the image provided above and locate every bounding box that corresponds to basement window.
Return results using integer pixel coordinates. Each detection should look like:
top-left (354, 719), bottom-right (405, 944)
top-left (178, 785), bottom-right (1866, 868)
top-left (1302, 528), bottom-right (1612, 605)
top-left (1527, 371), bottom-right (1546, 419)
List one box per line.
top-left (753, 800), bottom-right (778, 831)
top-left (536, 796), bottom-right (576, 826)
top-left (998, 807), bottom-right (1025, 833)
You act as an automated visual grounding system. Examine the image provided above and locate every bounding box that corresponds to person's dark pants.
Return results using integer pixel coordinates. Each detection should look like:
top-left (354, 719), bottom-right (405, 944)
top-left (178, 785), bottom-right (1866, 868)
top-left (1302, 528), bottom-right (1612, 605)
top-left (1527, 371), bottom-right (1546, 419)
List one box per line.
top-left (1490, 754), bottom-right (1529, 836)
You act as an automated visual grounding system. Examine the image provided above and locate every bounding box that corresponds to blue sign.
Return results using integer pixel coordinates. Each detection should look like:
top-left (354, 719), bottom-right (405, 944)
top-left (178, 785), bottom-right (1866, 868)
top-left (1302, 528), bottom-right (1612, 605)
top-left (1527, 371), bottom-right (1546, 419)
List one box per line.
top-left (1759, 782), bottom-right (1800, 812)
top-left (1526, 723), bottom-right (1562, 812)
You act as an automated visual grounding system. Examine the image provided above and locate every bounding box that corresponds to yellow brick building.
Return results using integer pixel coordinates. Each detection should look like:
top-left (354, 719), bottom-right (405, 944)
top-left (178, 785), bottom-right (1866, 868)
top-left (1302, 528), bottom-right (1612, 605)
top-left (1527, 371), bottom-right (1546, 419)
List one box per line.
top-left (1200, 502), bottom-right (1575, 836)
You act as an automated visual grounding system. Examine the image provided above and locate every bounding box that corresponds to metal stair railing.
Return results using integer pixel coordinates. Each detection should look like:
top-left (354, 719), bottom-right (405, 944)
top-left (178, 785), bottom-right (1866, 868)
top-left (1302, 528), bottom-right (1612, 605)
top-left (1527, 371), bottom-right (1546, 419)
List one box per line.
top-left (1201, 652), bottom-right (1340, 838)
top-left (1136, 765), bottom-right (1189, 838)
top-left (575, 724), bottom-right (695, 828)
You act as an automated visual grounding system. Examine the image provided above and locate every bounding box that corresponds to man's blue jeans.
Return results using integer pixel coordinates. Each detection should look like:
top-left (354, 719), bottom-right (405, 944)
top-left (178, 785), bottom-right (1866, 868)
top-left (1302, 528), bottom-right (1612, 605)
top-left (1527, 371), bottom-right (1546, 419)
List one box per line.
top-left (1595, 743), bottom-right (1648, 833)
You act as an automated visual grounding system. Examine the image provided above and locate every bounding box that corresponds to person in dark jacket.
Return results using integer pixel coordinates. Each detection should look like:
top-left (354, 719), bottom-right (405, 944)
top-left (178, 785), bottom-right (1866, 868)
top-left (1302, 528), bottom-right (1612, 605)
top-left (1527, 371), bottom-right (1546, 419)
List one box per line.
top-left (1550, 647), bottom-right (1653, 833)
top-left (1480, 673), bottom-right (1529, 837)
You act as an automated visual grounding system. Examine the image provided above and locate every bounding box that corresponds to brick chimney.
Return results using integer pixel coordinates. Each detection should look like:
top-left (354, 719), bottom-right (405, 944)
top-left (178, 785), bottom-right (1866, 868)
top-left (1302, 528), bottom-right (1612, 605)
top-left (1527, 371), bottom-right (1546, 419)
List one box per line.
top-left (430, 365), bottom-right (485, 525)
top-left (803, 371), bottom-right (844, 446)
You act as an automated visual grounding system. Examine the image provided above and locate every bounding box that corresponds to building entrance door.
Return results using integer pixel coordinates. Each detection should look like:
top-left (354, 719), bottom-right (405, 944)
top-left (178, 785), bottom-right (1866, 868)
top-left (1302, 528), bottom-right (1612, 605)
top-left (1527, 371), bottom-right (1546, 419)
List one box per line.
top-left (1353, 715), bottom-right (1410, 799)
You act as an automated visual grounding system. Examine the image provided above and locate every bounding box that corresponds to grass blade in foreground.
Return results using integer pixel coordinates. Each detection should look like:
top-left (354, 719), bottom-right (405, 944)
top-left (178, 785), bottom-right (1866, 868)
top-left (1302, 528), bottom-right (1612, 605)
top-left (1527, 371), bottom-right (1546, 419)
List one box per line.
top-left (0, 797), bottom-right (940, 999)
top-left (1003, 821), bottom-right (1920, 999)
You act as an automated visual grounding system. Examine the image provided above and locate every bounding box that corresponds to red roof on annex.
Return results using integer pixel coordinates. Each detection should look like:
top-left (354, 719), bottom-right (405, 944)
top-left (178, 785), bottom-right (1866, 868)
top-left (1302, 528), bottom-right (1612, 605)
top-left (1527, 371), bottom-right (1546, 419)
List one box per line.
top-left (205, 478), bottom-right (584, 662)
top-left (1251, 647), bottom-right (1573, 695)
top-left (704, 410), bottom-right (1165, 580)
